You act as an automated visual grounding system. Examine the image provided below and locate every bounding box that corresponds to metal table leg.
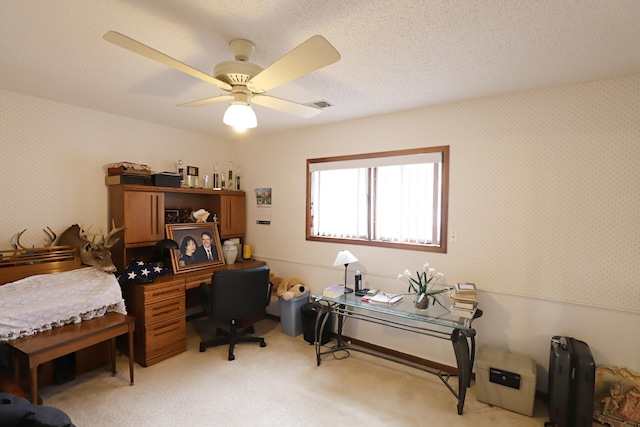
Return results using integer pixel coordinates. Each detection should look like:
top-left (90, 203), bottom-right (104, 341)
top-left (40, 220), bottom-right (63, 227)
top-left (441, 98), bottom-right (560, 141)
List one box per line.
top-left (451, 328), bottom-right (476, 415)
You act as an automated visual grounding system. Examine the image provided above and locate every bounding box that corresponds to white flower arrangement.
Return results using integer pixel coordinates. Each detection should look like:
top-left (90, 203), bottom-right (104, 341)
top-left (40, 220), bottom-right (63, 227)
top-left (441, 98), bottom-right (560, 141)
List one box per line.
top-left (398, 263), bottom-right (453, 296)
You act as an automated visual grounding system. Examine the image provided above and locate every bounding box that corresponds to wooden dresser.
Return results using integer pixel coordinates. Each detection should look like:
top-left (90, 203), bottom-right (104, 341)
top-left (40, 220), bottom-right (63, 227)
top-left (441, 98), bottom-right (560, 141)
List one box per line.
top-left (122, 260), bottom-right (266, 367)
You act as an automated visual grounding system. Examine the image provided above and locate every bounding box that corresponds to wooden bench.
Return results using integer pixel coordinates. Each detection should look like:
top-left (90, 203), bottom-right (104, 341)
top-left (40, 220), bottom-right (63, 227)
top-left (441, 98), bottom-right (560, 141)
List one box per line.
top-left (7, 312), bottom-right (135, 404)
top-left (1, 246), bottom-right (135, 404)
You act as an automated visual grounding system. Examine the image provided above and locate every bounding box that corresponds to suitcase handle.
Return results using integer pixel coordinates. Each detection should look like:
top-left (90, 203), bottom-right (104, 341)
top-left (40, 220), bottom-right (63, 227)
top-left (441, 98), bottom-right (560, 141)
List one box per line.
top-left (551, 336), bottom-right (568, 350)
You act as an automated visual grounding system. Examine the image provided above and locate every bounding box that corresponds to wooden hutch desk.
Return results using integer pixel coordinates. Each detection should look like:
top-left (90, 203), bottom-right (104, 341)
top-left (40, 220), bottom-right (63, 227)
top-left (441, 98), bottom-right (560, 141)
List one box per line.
top-left (108, 183), bottom-right (258, 366)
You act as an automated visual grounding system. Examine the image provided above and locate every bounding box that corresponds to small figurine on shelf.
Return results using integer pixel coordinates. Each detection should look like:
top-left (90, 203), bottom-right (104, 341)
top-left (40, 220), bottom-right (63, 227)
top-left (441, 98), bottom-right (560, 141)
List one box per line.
top-left (236, 165), bottom-right (241, 191)
top-left (191, 209), bottom-right (210, 223)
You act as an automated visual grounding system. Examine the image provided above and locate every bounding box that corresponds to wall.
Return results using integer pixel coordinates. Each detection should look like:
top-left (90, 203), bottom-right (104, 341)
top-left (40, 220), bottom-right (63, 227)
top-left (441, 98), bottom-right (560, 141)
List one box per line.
top-left (0, 90), bottom-right (231, 245)
top-left (236, 74), bottom-right (640, 391)
top-left (2, 74), bottom-right (639, 392)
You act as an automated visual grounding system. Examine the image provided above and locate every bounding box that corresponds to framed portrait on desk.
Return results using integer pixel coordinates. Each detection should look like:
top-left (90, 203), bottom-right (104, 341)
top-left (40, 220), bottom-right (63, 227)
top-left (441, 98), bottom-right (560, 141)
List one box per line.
top-left (165, 223), bottom-right (224, 273)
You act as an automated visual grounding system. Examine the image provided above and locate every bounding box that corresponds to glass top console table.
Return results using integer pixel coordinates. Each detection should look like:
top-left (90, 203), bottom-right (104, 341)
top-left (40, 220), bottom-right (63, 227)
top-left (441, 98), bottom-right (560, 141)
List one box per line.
top-left (314, 293), bottom-right (483, 415)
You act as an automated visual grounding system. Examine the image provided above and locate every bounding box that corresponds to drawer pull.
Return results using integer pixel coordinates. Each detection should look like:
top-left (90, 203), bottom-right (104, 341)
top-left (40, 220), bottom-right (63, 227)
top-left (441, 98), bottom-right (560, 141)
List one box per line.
top-left (150, 288), bottom-right (181, 298)
top-left (153, 325), bottom-right (182, 338)
top-left (151, 301), bottom-right (181, 312)
top-left (151, 307), bottom-right (181, 318)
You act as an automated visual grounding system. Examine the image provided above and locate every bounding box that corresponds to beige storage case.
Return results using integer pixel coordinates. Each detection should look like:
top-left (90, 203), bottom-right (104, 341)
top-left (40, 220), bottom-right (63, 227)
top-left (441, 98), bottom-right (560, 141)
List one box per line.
top-left (475, 346), bottom-right (537, 416)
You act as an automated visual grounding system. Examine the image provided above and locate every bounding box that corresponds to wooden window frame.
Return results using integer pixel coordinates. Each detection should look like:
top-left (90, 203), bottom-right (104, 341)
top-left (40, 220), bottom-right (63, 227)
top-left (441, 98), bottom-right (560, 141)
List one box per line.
top-left (306, 146), bottom-right (449, 253)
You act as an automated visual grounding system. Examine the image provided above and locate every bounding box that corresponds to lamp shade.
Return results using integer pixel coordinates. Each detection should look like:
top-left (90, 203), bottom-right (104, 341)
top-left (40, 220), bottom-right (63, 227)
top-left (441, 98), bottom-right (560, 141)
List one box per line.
top-left (333, 250), bottom-right (358, 266)
top-left (223, 103), bottom-right (257, 130)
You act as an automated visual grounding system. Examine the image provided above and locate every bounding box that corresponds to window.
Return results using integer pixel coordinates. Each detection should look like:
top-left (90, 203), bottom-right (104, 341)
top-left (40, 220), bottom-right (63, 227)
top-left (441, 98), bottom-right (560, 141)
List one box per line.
top-left (306, 146), bottom-right (449, 252)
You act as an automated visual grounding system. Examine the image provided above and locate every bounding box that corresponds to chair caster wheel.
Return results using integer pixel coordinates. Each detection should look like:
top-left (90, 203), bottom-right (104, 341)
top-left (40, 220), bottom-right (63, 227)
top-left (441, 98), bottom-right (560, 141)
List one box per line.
top-left (228, 354), bottom-right (235, 361)
top-left (260, 341), bottom-right (266, 348)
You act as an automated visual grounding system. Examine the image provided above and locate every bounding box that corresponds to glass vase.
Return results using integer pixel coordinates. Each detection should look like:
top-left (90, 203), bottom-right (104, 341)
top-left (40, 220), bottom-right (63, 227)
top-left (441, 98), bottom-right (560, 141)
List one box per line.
top-left (415, 293), bottom-right (430, 309)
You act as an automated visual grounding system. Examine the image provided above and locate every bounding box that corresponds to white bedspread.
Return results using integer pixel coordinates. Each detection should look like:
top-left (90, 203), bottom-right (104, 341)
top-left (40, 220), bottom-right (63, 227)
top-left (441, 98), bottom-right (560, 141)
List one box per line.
top-left (0, 267), bottom-right (127, 341)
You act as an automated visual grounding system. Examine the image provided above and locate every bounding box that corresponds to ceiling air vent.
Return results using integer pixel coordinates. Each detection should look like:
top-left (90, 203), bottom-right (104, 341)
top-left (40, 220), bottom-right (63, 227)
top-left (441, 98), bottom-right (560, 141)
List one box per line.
top-left (305, 99), bottom-right (333, 109)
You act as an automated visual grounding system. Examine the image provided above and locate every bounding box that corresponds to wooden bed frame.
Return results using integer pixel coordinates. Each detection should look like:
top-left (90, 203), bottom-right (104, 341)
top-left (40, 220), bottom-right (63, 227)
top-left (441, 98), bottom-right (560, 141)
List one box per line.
top-left (0, 246), bottom-right (135, 404)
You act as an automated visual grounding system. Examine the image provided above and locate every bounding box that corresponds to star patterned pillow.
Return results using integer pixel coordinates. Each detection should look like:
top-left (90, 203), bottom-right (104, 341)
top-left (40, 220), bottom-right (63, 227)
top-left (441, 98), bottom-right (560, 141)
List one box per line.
top-left (117, 259), bottom-right (173, 285)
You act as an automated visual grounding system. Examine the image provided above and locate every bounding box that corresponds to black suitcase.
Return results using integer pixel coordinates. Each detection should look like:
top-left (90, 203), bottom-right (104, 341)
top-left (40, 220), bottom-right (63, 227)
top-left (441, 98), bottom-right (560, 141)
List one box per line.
top-left (545, 336), bottom-right (595, 427)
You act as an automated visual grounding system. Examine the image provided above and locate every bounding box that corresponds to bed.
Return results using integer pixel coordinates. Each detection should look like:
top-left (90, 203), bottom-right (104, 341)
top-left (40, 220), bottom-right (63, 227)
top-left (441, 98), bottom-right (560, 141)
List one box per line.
top-left (0, 246), bottom-right (134, 404)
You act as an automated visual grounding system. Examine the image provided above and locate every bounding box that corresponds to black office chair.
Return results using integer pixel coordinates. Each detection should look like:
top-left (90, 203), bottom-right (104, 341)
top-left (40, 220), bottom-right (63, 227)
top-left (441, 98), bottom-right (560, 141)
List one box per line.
top-left (199, 266), bottom-right (272, 360)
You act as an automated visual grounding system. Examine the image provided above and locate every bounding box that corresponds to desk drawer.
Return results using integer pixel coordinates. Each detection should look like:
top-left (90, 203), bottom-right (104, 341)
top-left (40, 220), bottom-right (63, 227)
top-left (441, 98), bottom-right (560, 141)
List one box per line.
top-left (145, 316), bottom-right (186, 357)
top-left (144, 296), bottom-right (185, 323)
top-left (144, 282), bottom-right (185, 304)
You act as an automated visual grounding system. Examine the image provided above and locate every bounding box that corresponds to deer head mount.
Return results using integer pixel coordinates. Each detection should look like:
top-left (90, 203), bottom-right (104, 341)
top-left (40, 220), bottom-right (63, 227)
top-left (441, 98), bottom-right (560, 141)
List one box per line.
top-left (10, 222), bottom-right (125, 273)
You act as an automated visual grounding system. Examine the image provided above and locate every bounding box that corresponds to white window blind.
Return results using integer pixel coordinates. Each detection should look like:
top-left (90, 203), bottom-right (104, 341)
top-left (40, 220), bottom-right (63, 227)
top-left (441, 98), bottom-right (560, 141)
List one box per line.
top-left (375, 162), bottom-right (441, 244)
top-left (312, 168), bottom-right (368, 239)
top-left (308, 147), bottom-right (447, 249)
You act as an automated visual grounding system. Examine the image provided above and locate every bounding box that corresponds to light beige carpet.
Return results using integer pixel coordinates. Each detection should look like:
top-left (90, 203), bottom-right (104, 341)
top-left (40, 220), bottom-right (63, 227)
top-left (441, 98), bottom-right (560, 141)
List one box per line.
top-left (39, 318), bottom-right (558, 426)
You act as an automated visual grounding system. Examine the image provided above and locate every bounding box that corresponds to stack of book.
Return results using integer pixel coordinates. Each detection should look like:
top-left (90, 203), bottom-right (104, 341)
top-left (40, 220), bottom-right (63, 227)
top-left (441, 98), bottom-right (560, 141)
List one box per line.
top-left (323, 284), bottom-right (345, 298)
top-left (449, 282), bottom-right (478, 319)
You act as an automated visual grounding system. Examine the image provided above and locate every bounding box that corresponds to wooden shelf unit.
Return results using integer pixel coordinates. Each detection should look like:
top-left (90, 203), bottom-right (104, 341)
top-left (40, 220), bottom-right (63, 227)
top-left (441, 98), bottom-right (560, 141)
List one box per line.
top-left (108, 184), bottom-right (246, 272)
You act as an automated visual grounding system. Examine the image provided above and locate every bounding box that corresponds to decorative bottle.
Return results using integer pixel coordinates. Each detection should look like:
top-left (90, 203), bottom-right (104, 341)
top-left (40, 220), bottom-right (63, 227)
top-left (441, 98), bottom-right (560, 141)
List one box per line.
top-left (228, 161), bottom-right (234, 190)
top-left (212, 163), bottom-right (220, 189)
top-left (177, 159), bottom-right (185, 187)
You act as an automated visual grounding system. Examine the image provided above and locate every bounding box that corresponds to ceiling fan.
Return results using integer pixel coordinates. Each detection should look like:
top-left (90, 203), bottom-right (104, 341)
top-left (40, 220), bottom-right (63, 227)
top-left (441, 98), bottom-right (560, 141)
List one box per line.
top-left (103, 31), bottom-right (341, 131)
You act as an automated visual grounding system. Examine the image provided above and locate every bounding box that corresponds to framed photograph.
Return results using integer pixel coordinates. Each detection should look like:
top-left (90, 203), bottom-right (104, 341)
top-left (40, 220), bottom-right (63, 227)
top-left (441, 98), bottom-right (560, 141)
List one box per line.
top-left (187, 166), bottom-right (199, 176)
top-left (165, 223), bottom-right (224, 273)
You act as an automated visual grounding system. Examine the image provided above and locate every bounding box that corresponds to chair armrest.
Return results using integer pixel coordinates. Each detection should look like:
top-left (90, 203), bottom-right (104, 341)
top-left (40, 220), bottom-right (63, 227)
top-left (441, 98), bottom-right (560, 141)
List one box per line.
top-left (266, 281), bottom-right (274, 307)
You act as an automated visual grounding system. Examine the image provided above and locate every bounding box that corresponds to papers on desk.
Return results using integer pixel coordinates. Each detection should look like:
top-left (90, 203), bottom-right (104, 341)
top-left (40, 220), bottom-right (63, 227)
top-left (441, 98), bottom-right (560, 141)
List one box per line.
top-left (365, 292), bottom-right (403, 305)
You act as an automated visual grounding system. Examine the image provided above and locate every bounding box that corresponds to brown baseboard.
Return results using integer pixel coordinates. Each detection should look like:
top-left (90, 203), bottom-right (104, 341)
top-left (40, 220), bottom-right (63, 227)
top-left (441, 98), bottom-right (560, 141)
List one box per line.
top-left (343, 335), bottom-right (465, 376)
top-left (266, 316), bottom-right (472, 380)
top-left (265, 313), bottom-right (280, 322)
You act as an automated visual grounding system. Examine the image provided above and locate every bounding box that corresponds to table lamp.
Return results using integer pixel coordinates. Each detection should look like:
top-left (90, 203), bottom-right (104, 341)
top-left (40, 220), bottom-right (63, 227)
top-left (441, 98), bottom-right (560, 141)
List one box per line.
top-left (333, 250), bottom-right (358, 294)
top-left (148, 239), bottom-right (179, 268)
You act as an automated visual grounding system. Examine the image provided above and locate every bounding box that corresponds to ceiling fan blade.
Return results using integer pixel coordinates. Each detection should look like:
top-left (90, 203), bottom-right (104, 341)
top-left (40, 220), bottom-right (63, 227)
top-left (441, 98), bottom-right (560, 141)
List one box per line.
top-left (248, 35), bottom-right (340, 93)
top-left (103, 31), bottom-right (231, 91)
top-left (177, 94), bottom-right (233, 108)
top-left (252, 94), bottom-right (322, 118)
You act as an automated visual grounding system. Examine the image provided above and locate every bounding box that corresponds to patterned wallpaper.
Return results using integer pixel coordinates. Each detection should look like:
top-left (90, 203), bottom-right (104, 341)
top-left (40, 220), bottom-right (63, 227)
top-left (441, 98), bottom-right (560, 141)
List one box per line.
top-left (448, 77), bottom-right (640, 312)
top-left (2, 74), bottom-right (639, 313)
top-left (238, 75), bottom-right (640, 313)
top-left (0, 90), bottom-right (232, 248)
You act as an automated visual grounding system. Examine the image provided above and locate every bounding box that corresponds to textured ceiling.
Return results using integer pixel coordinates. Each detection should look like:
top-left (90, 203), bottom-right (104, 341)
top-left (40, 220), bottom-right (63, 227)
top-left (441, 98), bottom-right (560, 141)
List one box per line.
top-left (2, 0), bottom-right (640, 140)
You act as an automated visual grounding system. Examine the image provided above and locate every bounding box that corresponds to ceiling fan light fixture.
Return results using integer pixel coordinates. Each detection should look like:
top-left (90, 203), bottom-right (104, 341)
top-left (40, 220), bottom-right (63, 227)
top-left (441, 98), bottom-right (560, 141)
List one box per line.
top-left (104, 31), bottom-right (340, 130)
top-left (223, 102), bottom-right (257, 131)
